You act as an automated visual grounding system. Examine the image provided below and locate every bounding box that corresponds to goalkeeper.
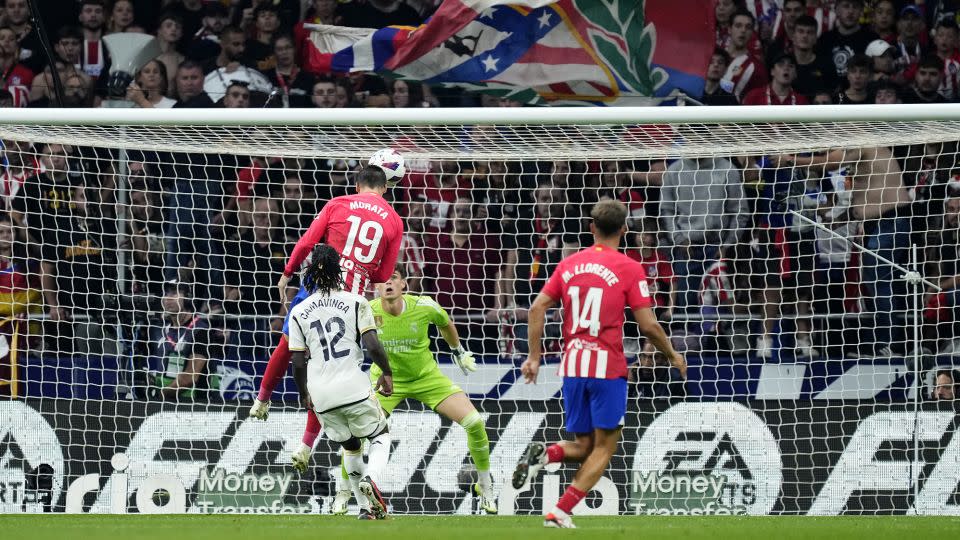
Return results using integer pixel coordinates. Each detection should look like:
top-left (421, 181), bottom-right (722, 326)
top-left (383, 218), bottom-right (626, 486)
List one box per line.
top-left (326, 265), bottom-right (497, 514)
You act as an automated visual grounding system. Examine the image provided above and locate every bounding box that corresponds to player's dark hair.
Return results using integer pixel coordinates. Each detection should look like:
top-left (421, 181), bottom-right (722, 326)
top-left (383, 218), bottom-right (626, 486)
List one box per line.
top-left (302, 243), bottom-right (344, 295)
top-left (591, 199), bottom-right (628, 237)
top-left (393, 263), bottom-right (406, 279)
top-left (357, 165), bottom-right (387, 189)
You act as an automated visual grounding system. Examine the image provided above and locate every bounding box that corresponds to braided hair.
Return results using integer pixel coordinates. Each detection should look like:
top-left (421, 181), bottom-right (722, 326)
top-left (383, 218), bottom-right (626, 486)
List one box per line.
top-left (302, 243), bottom-right (344, 295)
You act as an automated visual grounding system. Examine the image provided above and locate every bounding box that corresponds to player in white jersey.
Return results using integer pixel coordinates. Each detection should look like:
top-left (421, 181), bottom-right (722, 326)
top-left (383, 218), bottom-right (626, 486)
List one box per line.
top-left (287, 244), bottom-right (395, 520)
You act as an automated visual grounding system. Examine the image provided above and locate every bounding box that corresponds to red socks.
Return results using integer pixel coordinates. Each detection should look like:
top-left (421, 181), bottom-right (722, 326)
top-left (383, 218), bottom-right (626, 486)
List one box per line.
top-left (302, 413), bottom-right (322, 446)
top-left (556, 486), bottom-right (587, 515)
top-left (546, 444), bottom-right (565, 464)
top-left (257, 337), bottom-right (291, 402)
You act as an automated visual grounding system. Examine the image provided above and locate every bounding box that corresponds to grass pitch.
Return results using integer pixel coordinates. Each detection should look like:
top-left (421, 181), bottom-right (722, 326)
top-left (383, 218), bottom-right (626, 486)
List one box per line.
top-left (2, 515), bottom-right (957, 540)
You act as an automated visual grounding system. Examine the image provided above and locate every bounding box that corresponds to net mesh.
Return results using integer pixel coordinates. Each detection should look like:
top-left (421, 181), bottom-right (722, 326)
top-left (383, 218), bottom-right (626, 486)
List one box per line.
top-left (0, 119), bottom-right (958, 516)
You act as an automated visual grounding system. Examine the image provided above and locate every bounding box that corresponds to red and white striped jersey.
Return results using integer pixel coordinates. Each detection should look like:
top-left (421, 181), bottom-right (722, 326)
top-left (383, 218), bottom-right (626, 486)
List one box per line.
top-left (399, 232), bottom-right (426, 279)
top-left (82, 39), bottom-right (106, 78)
top-left (701, 260), bottom-right (734, 307)
top-left (722, 53), bottom-right (769, 98)
top-left (541, 244), bottom-right (653, 380)
top-left (0, 157), bottom-right (42, 206)
top-left (940, 51), bottom-right (960, 101)
top-left (284, 192), bottom-right (404, 295)
top-left (1, 64), bottom-right (34, 108)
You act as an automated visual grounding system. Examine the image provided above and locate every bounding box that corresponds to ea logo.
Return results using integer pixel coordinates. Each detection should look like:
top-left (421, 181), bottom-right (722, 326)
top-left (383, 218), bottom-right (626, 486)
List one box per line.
top-left (632, 402), bottom-right (782, 515)
top-left (0, 402), bottom-right (65, 512)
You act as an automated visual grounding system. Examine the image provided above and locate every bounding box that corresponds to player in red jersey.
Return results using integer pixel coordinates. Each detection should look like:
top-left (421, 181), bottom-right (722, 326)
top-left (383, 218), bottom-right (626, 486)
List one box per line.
top-left (248, 165), bottom-right (404, 468)
top-left (512, 200), bottom-right (685, 529)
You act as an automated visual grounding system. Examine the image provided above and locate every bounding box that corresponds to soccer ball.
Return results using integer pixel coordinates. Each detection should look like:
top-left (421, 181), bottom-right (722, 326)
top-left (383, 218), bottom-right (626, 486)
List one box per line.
top-left (368, 148), bottom-right (406, 186)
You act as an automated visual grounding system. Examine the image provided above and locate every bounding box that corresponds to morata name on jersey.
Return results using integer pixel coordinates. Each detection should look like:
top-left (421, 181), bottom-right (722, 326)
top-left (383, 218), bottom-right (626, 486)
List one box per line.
top-left (349, 200), bottom-right (390, 219)
top-left (561, 263), bottom-right (620, 286)
top-left (297, 297), bottom-right (351, 319)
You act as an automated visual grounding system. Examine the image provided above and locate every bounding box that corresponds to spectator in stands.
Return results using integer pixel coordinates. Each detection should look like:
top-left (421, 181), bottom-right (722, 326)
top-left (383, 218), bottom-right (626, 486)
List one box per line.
top-left (156, 13), bottom-right (185, 95)
top-left (106, 0), bottom-right (134, 34)
top-left (769, 0), bottom-right (805, 53)
top-left (165, 0), bottom-right (205, 41)
top-left (722, 10), bottom-right (768, 98)
top-left (221, 80), bottom-right (251, 108)
top-left (630, 340), bottom-right (686, 398)
top-left (932, 369), bottom-right (956, 401)
top-left (390, 79), bottom-right (429, 108)
top-left (817, 0), bottom-right (879, 77)
top-left (743, 53), bottom-right (809, 105)
top-left (311, 157), bottom-right (355, 201)
top-left (0, 213), bottom-right (38, 319)
top-left (805, 145), bottom-right (912, 356)
top-left (265, 34), bottom-right (313, 108)
top-left (0, 137), bottom-right (36, 204)
top-left (78, 0), bottom-right (107, 79)
top-left (147, 279), bottom-right (222, 401)
top-left (334, 77), bottom-right (354, 107)
top-left (310, 76), bottom-right (337, 108)
top-left (223, 196), bottom-right (285, 319)
top-left (932, 18), bottom-right (960, 100)
top-left (896, 5), bottom-right (924, 78)
top-left (0, 25), bottom-right (32, 107)
top-left (903, 56), bottom-right (947, 103)
top-left (700, 48), bottom-right (738, 105)
top-left (627, 219), bottom-right (676, 322)
top-left (415, 159), bottom-right (472, 231)
top-left (398, 193), bottom-right (429, 293)
top-left (874, 79), bottom-right (901, 103)
top-left (126, 59), bottom-right (177, 108)
top-left (423, 196), bottom-right (502, 352)
top-left (474, 160), bottom-right (526, 239)
top-left (234, 0), bottom-right (300, 30)
top-left (279, 173), bottom-right (317, 244)
top-left (714, 0), bottom-right (736, 50)
top-left (866, 39), bottom-right (898, 81)
top-left (53, 26), bottom-right (83, 68)
top-left (660, 156), bottom-right (749, 310)
top-left (2, 0), bottom-right (44, 73)
top-left (245, 3), bottom-right (281, 71)
top-left (791, 15), bottom-right (838, 99)
top-left (499, 182), bottom-right (579, 354)
top-left (187, 2), bottom-right (228, 62)
top-left (835, 54), bottom-right (873, 104)
top-left (203, 26), bottom-right (274, 102)
top-left (172, 60), bottom-right (214, 107)
top-left (922, 195), bottom-right (960, 354)
top-left (126, 162), bottom-right (166, 298)
top-left (812, 89), bottom-right (834, 104)
top-left (294, 0), bottom-right (343, 61)
top-left (871, 0), bottom-right (897, 43)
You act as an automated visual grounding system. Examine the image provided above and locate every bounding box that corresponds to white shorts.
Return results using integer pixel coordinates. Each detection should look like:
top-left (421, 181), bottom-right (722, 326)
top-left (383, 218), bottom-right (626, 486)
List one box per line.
top-left (317, 394), bottom-right (388, 443)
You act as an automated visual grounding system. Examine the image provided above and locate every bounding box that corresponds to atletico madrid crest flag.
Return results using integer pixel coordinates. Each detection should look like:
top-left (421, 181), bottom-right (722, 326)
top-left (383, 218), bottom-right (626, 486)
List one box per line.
top-left (303, 0), bottom-right (715, 105)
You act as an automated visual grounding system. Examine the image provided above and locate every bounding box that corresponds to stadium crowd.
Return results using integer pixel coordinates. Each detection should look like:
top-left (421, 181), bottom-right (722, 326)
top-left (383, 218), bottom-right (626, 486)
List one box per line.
top-left (1, 0), bottom-right (959, 401)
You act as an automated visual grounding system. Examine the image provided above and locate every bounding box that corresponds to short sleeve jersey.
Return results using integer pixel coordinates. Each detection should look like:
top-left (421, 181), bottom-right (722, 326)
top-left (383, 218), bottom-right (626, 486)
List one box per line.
top-left (369, 295), bottom-right (450, 383)
top-left (284, 192), bottom-right (404, 295)
top-left (287, 289), bottom-right (377, 412)
top-left (541, 244), bottom-right (653, 379)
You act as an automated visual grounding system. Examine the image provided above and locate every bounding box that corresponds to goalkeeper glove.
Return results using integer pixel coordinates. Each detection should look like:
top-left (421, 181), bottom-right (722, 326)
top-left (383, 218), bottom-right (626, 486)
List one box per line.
top-left (453, 345), bottom-right (477, 375)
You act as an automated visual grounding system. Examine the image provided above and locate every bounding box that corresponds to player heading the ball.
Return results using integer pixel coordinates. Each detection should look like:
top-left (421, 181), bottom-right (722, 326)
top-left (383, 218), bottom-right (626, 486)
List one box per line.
top-left (249, 156), bottom-right (404, 465)
top-left (288, 243), bottom-right (394, 520)
top-left (512, 199), bottom-right (686, 529)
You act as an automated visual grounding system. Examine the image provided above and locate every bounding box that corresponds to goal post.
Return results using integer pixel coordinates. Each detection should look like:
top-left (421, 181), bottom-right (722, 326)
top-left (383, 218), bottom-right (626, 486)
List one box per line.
top-left (0, 105), bottom-right (959, 516)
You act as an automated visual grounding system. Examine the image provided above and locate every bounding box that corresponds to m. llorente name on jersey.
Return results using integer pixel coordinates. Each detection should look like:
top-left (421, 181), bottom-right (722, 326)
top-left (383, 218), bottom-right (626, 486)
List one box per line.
top-left (561, 263), bottom-right (620, 286)
top-left (296, 297), bottom-right (350, 320)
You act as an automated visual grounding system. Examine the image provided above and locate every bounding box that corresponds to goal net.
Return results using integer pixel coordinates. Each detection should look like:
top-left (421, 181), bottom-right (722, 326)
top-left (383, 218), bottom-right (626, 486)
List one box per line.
top-left (0, 106), bottom-right (959, 516)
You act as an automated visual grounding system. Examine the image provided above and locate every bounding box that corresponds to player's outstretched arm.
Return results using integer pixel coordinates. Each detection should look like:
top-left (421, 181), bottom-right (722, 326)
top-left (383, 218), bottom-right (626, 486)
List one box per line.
top-left (633, 307), bottom-right (687, 380)
top-left (362, 330), bottom-right (394, 396)
top-left (523, 293), bottom-right (557, 384)
top-left (291, 350), bottom-right (312, 410)
top-left (439, 322), bottom-right (476, 375)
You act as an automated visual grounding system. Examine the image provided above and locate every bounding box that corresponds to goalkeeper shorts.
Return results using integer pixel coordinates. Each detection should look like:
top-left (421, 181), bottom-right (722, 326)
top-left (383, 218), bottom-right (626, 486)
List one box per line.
top-left (282, 286), bottom-right (310, 336)
top-left (375, 368), bottom-right (463, 414)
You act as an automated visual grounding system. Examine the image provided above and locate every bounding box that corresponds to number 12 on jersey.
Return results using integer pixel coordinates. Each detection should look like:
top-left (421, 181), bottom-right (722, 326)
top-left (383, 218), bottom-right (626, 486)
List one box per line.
top-left (567, 286), bottom-right (603, 337)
